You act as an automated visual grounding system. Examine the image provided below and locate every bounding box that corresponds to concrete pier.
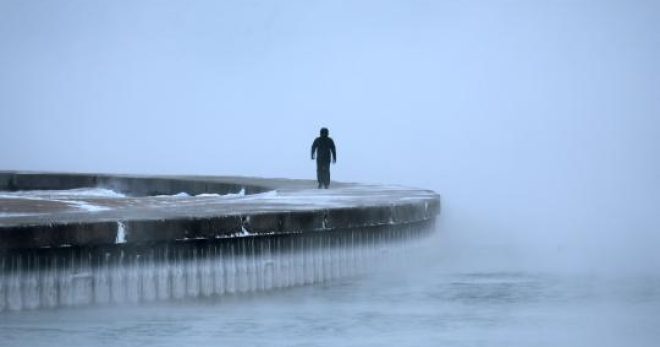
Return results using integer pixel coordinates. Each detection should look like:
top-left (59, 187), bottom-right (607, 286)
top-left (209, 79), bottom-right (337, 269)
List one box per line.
top-left (0, 172), bottom-right (440, 311)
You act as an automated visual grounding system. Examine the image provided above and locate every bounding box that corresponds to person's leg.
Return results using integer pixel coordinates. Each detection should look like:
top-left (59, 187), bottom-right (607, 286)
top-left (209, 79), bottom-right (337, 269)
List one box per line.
top-left (317, 163), bottom-right (328, 189)
top-left (316, 164), bottom-right (323, 188)
top-left (324, 167), bottom-right (331, 188)
top-left (322, 166), bottom-right (330, 188)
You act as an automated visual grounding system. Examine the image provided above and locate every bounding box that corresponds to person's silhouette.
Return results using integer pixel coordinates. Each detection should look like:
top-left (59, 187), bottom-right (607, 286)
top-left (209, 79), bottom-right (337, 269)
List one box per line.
top-left (311, 127), bottom-right (336, 189)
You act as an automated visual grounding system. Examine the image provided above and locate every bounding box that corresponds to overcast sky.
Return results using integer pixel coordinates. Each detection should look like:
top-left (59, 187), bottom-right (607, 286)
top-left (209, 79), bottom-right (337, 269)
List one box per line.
top-left (1, 0), bottom-right (658, 272)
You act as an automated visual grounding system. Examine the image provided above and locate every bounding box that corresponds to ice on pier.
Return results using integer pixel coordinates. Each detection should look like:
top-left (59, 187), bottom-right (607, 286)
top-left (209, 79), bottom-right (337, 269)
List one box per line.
top-left (0, 226), bottom-right (430, 311)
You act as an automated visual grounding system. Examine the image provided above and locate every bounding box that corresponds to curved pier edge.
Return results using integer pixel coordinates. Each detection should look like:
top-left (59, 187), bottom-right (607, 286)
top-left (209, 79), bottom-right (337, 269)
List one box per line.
top-left (0, 172), bottom-right (441, 250)
top-left (0, 172), bottom-right (441, 311)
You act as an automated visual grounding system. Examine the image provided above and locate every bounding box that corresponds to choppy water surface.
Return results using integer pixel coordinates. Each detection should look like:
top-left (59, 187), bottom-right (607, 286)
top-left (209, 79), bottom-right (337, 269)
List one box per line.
top-left (1, 231), bottom-right (658, 347)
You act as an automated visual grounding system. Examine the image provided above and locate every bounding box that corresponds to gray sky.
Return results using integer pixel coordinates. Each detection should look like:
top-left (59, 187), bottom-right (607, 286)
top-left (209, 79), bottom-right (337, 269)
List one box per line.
top-left (1, 0), bottom-right (658, 272)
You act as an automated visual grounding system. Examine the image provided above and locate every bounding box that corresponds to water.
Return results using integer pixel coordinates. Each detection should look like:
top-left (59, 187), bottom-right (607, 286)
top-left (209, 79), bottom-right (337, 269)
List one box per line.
top-left (1, 229), bottom-right (658, 346)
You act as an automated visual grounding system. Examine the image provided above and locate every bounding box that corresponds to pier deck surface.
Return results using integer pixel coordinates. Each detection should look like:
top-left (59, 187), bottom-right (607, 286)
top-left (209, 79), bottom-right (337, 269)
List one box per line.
top-left (0, 172), bottom-right (440, 250)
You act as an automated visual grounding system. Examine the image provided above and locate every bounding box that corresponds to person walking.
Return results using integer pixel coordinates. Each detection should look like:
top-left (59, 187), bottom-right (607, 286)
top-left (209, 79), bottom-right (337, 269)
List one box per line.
top-left (311, 127), bottom-right (337, 189)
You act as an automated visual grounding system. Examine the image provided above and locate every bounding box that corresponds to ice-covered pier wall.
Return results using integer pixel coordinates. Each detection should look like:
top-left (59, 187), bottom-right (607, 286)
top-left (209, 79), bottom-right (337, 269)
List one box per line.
top-left (0, 172), bottom-right (440, 311)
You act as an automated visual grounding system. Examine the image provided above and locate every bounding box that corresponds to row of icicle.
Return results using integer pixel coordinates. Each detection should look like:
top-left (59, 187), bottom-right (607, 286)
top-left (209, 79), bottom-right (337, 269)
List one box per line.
top-left (0, 226), bottom-right (430, 311)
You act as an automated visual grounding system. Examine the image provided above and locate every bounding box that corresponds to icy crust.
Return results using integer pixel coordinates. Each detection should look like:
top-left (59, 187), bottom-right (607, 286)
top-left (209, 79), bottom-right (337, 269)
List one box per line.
top-left (0, 188), bottom-right (122, 217)
top-left (0, 188), bottom-right (247, 217)
top-left (0, 183), bottom-right (438, 225)
top-left (0, 188), bottom-right (126, 199)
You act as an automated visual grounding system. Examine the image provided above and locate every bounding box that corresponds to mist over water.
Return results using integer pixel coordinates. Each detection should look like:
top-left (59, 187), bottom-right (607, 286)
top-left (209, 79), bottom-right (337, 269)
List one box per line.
top-left (1, 229), bottom-right (658, 347)
top-left (1, 0), bottom-right (659, 345)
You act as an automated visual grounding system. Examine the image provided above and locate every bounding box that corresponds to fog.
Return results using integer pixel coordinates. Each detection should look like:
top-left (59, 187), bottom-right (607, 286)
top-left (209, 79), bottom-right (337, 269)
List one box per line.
top-left (1, 0), bottom-right (659, 274)
top-left (1, 2), bottom-right (660, 345)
